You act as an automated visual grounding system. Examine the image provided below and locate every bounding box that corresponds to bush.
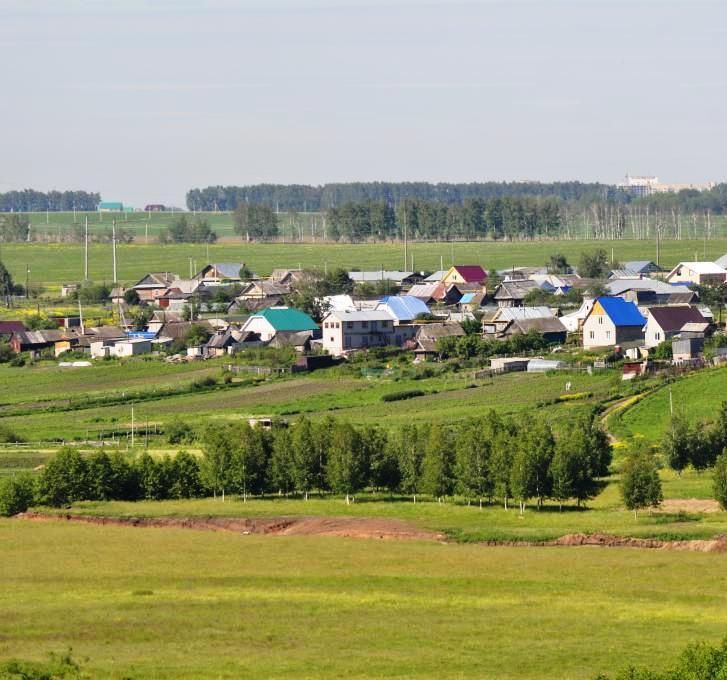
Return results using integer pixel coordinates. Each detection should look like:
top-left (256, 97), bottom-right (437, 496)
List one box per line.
top-left (0, 343), bottom-right (14, 363)
top-left (0, 474), bottom-right (35, 516)
top-left (166, 418), bottom-right (196, 445)
top-left (192, 376), bottom-right (217, 389)
top-left (0, 424), bottom-right (22, 443)
top-left (381, 389), bottom-right (425, 402)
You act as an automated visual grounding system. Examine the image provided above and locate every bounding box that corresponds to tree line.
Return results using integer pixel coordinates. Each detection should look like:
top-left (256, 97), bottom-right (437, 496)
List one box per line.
top-left (0, 411), bottom-right (612, 515)
top-left (186, 181), bottom-right (618, 212)
top-left (0, 190), bottom-right (100, 212)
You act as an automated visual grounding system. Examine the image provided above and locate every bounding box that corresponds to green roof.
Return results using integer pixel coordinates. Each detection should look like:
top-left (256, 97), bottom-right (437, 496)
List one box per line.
top-left (255, 307), bottom-right (319, 332)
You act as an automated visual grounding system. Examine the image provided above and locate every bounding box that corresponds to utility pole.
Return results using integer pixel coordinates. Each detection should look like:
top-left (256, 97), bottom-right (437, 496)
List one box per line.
top-left (84, 216), bottom-right (89, 281)
top-left (403, 208), bottom-right (408, 272)
top-left (112, 219), bottom-right (118, 283)
top-left (131, 406), bottom-right (135, 449)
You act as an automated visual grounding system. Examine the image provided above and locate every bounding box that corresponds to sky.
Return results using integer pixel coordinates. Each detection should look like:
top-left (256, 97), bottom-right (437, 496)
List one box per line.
top-left (1, 0), bottom-right (725, 208)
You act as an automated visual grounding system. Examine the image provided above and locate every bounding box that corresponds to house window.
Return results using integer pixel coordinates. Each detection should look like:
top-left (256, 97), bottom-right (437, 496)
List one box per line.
top-left (606, 330), bottom-right (611, 339)
top-left (347, 321), bottom-right (353, 329)
top-left (655, 332), bottom-right (661, 340)
top-left (335, 322), bottom-right (340, 329)
top-left (598, 317), bottom-right (603, 325)
top-left (330, 337), bottom-right (334, 343)
top-left (589, 331), bottom-right (595, 339)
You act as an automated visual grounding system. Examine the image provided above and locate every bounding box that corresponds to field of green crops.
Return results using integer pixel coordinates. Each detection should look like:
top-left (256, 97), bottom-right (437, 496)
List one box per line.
top-left (2, 237), bottom-right (727, 289)
top-left (3, 519), bottom-right (727, 679)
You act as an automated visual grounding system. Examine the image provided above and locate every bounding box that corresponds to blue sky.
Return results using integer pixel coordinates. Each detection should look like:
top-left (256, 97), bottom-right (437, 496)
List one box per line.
top-left (1, 0), bottom-right (725, 207)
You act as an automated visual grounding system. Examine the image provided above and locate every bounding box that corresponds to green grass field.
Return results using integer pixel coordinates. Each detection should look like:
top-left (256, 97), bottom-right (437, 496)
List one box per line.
top-left (3, 519), bottom-right (727, 679)
top-left (2, 237), bottom-right (727, 289)
top-left (0, 360), bottom-right (622, 442)
top-left (611, 367), bottom-right (727, 443)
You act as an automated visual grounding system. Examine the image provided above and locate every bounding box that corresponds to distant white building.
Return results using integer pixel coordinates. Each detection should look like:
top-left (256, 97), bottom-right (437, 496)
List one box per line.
top-left (665, 262), bottom-right (727, 287)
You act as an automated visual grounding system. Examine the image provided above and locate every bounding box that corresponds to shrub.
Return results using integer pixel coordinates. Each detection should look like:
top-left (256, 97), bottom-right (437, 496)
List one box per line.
top-left (166, 418), bottom-right (196, 445)
top-left (192, 375), bottom-right (217, 389)
top-left (381, 389), bottom-right (425, 402)
top-left (0, 424), bottom-right (22, 443)
top-left (0, 474), bottom-right (35, 516)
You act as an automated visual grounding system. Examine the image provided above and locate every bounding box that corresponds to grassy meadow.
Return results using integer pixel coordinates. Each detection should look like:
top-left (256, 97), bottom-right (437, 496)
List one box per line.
top-left (0, 358), bottom-right (623, 443)
top-left (2, 237), bottom-right (727, 290)
top-left (610, 367), bottom-right (727, 443)
top-left (3, 519), bottom-right (727, 679)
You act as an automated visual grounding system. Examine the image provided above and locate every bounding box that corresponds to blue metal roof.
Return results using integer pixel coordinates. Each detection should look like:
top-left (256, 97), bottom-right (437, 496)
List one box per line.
top-left (459, 293), bottom-right (475, 304)
top-left (596, 296), bottom-right (646, 327)
top-left (378, 295), bottom-right (430, 321)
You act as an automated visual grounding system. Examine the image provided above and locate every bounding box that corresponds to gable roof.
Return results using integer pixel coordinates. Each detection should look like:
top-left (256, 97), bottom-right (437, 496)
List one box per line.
top-left (594, 297), bottom-right (646, 327)
top-left (668, 261), bottom-right (727, 276)
top-left (347, 271), bottom-right (415, 283)
top-left (132, 272), bottom-right (177, 289)
top-left (623, 260), bottom-right (661, 274)
top-left (494, 306), bottom-right (555, 322)
top-left (253, 307), bottom-right (319, 331)
top-left (494, 280), bottom-right (539, 300)
top-left (424, 270), bottom-right (447, 282)
top-left (199, 263), bottom-right (246, 280)
top-left (449, 265), bottom-right (487, 283)
top-left (606, 277), bottom-right (676, 296)
top-left (376, 295), bottom-right (430, 321)
top-left (511, 316), bottom-right (567, 335)
top-left (647, 305), bottom-right (706, 332)
top-left (0, 321), bottom-right (26, 335)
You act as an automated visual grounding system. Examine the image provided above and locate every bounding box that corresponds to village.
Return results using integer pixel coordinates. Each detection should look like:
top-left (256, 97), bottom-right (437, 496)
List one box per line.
top-left (3, 254), bottom-right (727, 377)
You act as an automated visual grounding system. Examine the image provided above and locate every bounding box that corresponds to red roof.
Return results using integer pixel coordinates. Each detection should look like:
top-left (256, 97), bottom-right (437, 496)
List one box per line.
top-left (452, 265), bottom-right (487, 283)
top-left (0, 321), bottom-right (26, 335)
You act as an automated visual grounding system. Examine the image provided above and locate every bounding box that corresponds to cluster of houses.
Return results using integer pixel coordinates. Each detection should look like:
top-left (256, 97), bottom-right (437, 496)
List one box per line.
top-left (2, 257), bottom-right (727, 367)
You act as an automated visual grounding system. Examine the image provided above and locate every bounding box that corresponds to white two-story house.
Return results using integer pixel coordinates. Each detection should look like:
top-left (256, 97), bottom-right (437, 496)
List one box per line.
top-left (320, 310), bottom-right (415, 356)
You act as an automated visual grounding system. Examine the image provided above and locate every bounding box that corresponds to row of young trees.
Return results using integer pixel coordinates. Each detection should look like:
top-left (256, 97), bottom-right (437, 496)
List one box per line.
top-left (325, 197), bottom-right (564, 241)
top-left (191, 411), bottom-right (611, 508)
top-left (185, 181), bottom-right (620, 212)
top-left (0, 190), bottom-right (100, 212)
top-left (0, 411), bottom-right (612, 514)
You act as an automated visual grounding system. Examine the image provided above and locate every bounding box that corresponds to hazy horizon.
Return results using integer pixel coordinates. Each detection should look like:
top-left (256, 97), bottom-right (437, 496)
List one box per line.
top-left (2, 0), bottom-right (725, 208)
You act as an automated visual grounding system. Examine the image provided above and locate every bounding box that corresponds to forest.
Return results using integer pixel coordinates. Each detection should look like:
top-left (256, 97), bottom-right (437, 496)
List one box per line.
top-left (0, 190), bottom-right (100, 213)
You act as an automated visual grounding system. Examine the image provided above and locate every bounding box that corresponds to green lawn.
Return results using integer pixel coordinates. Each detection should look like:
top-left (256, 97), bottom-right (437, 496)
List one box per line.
top-left (3, 237), bottom-right (727, 288)
top-left (2, 519), bottom-right (727, 679)
top-left (611, 366), bottom-right (727, 443)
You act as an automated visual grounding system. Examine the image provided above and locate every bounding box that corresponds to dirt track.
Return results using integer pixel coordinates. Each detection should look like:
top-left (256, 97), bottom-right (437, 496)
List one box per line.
top-left (15, 511), bottom-right (727, 552)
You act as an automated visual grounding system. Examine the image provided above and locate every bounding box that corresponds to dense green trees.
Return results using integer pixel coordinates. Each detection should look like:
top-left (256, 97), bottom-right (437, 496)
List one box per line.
top-left (233, 203), bottom-right (279, 240)
top-left (2, 411), bottom-right (612, 515)
top-left (0, 189), bottom-right (99, 212)
top-left (578, 249), bottom-right (612, 278)
top-left (0, 259), bottom-right (15, 306)
top-left (662, 403), bottom-right (727, 474)
top-left (160, 215), bottom-right (217, 243)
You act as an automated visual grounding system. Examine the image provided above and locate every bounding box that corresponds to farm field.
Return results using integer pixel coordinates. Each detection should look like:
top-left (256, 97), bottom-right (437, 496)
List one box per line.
top-left (3, 519), bottom-right (727, 679)
top-left (2, 237), bottom-right (727, 289)
top-left (0, 362), bottom-right (622, 442)
top-left (611, 367), bottom-right (727, 443)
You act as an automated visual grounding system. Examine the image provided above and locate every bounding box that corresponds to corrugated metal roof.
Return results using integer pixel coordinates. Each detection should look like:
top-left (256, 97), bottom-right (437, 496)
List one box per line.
top-left (254, 307), bottom-right (319, 331)
top-left (647, 305), bottom-right (706, 332)
top-left (495, 306), bottom-right (554, 321)
top-left (376, 295), bottom-right (430, 321)
top-left (596, 297), bottom-right (646, 326)
top-left (450, 265), bottom-right (487, 283)
top-left (348, 271), bottom-right (414, 283)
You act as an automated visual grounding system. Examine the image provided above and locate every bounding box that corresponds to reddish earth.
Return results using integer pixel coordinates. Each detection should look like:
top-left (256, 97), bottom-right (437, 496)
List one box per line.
top-left (15, 512), bottom-right (445, 542)
top-left (15, 512), bottom-right (727, 552)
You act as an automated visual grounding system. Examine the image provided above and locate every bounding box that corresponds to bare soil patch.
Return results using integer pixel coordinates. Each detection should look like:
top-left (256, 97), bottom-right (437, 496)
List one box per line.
top-left (658, 498), bottom-right (721, 514)
top-left (15, 512), bottom-right (727, 552)
top-left (15, 512), bottom-right (444, 542)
